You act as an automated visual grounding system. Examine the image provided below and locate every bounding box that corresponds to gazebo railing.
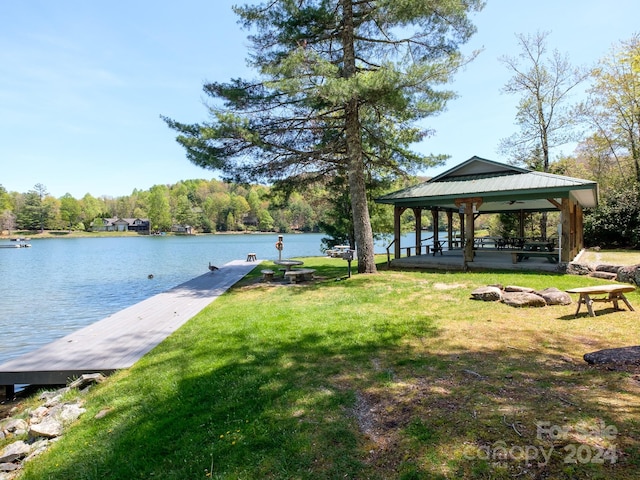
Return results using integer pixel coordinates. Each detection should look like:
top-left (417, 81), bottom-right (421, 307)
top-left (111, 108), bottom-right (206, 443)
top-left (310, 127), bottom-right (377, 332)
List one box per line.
top-left (385, 236), bottom-right (439, 266)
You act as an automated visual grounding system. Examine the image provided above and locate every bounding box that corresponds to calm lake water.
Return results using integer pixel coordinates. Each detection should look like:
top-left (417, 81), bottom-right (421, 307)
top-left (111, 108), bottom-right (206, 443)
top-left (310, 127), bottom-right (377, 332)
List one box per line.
top-left (0, 233), bottom-right (403, 364)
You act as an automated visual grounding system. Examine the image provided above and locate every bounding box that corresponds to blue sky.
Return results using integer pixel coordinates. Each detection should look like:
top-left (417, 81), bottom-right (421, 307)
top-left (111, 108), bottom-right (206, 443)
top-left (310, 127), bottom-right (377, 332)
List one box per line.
top-left (1, 1), bottom-right (638, 198)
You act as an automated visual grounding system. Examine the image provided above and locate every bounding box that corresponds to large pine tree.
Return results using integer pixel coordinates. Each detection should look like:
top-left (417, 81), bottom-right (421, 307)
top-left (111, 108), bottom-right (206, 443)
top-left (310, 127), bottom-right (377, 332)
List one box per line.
top-left (164, 0), bottom-right (483, 273)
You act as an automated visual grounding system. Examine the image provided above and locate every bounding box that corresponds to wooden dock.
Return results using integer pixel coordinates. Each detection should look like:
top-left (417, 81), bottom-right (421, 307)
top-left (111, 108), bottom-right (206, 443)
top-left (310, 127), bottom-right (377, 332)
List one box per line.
top-left (0, 259), bottom-right (259, 396)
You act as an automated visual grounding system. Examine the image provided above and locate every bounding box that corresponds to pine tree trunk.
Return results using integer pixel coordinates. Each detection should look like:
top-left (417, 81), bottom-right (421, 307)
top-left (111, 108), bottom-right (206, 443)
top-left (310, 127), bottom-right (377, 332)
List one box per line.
top-left (341, 0), bottom-right (377, 273)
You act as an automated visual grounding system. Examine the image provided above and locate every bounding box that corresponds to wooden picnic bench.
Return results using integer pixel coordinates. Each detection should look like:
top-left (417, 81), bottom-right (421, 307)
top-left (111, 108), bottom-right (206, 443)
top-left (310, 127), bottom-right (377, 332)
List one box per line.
top-left (511, 251), bottom-right (558, 264)
top-left (566, 284), bottom-right (636, 317)
top-left (283, 268), bottom-right (316, 283)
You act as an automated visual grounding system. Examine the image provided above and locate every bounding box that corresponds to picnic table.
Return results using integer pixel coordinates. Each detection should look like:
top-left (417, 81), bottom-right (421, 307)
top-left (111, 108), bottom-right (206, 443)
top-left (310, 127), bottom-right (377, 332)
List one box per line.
top-left (327, 245), bottom-right (351, 258)
top-left (523, 241), bottom-right (555, 252)
top-left (566, 284), bottom-right (636, 317)
top-left (274, 259), bottom-right (304, 271)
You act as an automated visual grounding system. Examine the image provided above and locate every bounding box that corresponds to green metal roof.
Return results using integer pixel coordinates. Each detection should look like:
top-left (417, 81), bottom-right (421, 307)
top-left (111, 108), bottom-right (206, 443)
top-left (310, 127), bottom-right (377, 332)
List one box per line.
top-left (376, 156), bottom-right (598, 213)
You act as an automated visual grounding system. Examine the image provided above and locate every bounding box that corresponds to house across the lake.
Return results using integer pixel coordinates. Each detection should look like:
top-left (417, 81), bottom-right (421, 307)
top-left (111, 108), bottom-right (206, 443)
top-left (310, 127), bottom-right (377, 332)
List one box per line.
top-left (91, 217), bottom-right (150, 233)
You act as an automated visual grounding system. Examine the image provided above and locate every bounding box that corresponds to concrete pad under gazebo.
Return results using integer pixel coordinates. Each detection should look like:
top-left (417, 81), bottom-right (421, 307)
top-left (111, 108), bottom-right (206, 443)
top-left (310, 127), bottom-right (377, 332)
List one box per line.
top-left (375, 156), bottom-right (599, 270)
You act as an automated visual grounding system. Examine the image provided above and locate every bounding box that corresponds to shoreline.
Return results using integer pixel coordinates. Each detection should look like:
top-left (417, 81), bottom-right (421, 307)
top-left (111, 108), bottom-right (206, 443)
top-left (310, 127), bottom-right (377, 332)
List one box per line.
top-left (0, 230), bottom-right (313, 240)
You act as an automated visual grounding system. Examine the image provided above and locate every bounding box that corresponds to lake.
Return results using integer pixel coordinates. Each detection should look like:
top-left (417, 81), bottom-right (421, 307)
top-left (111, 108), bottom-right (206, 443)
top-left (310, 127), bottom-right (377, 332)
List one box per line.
top-left (0, 232), bottom-right (405, 364)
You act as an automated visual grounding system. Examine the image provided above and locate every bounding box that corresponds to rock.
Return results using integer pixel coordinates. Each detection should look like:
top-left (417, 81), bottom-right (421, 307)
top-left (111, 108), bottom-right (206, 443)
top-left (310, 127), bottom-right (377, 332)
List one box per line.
top-left (24, 440), bottom-right (49, 462)
top-left (504, 285), bottom-right (535, 293)
top-left (29, 406), bottom-right (49, 423)
top-left (566, 263), bottom-right (593, 276)
top-left (69, 373), bottom-right (105, 390)
top-left (584, 346), bottom-right (640, 365)
top-left (617, 264), bottom-right (640, 285)
top-left (0, 419), bottom-right (28, 436)
top-left (39, 387), bottom-right (70, 402)
top-left (589, 271), bottom-right (618, 280)
top-left (595, 264), bottom-right (622, 274)
top-left (29, 418), bottom-right (63, 439)
top-left (470, 286), bottom-right (502, 301)
top-left (534, 287), bottom-right (572, 306)
top-left (56, 403), bottom-right (86, 424)
top-left (43, 395), bottom-right (63, 408)
top-left (0, 441), bottom-right (31, 463)
top-left (95, 408), bottom-right (112, 419)
top-left (501, 291), bottom-right (546, 308)
top-left (0, 462), bottom-right (20, 472)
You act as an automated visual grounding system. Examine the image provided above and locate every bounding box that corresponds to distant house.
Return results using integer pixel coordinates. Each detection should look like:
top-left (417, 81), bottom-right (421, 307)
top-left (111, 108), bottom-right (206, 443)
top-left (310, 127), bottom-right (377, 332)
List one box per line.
top-left (242, 214), bottom-right (259, 227)
top-left (91, 217), bottom-right (150, 233)
top-left (171, 224), bottom-right (193, 235)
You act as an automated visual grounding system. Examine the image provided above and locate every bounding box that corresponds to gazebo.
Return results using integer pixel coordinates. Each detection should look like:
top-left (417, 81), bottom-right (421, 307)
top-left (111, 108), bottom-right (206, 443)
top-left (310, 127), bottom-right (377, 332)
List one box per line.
top-left (375, 156), bottom-right (598, 267)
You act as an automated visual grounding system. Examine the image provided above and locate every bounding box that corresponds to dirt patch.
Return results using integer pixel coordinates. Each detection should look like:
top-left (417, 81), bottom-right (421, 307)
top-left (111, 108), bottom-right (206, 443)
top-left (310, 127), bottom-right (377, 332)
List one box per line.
top-left (432, 282), bottom-right (467, 290)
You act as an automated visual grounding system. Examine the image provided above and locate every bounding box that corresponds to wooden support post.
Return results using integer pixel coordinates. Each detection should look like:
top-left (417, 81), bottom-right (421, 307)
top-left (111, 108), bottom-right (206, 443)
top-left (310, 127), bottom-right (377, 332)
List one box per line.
top-left (394, 206), bottom-right (404, 259)
top-left (431, 208), bottom-right (439, 250)
top-left (446, 210), bottom-right (453, 250)
top-left (413, 207), bottom-right (422, 255)
top-left (3, 385), bottom-right (14, 399)
top-left (561, 198), bottom-right (571, 262)
top-left (454, 198), bottom-right (483, 264)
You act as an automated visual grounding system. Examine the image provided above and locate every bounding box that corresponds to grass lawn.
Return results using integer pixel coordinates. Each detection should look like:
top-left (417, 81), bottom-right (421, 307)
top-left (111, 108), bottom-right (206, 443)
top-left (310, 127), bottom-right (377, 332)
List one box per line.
top-left (12, 253), bottom-right (640, 479)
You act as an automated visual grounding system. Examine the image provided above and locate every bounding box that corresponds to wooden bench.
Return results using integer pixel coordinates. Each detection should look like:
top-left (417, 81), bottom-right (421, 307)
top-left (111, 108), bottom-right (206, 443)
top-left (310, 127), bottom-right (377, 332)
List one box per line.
top-left (261, 269), bottom-right (275, 281)
top-left (283, 268), bottom-right (316, 283)
top-left (246, 253), bottom-right (257, 262)
top-left (566, 284), bottom-right (636, 317)
top-left (511, 251), bottom-right (558, 264)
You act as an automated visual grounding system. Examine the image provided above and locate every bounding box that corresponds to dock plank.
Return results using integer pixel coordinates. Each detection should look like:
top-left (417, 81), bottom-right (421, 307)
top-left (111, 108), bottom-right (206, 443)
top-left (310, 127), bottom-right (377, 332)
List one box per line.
top-left (0, 260), bottom-right (258, 389)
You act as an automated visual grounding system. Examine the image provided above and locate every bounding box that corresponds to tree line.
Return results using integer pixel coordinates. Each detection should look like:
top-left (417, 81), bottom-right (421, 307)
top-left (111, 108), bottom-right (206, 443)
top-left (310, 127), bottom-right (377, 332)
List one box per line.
top-left (0, 179), bottom-right (329, 234)
top-left (0, 176), bottom-right (421, 243)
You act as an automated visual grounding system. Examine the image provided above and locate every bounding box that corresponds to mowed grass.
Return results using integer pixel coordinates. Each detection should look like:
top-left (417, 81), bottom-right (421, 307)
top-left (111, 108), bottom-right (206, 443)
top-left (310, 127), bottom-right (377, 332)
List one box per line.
top-left (17, 254), bottom-right (640, 479)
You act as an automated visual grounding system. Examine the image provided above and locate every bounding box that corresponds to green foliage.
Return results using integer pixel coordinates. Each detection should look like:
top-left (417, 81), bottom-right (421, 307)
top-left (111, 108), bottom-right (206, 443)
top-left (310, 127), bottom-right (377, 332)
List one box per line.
top-left (584, 185), bottom-right (640, 248)
top-left (15, 184), bottom-right (53, 231)
top-left (59, 193), bottom-right (81, 231)
top-left (582, 33), bottom-right (640, 182)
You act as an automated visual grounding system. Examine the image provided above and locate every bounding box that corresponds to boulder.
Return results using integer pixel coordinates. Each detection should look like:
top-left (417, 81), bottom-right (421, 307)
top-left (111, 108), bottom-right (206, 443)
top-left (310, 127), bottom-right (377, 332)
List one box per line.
top-left (616, 264), bottom-right (640, 285)
top-left (29, 418), bottom-right (63, 439)
top-left (0, 441), bottom-right (30, 463)
top-left (501, 291), bottom-right (546, 308)
top-left (56, 403), bottom-right (86, 424)
top-left (69, 373), bottom-right (105, 390)
top-left (0, 419), bottom-right (28, 436)
top-left (504, 285), bottom-right (535, 293)
top-left (588, 271), bottom-right (618, 280)
top-left (595, 264), bottom-right (622, 274)
top-left (584, 346), bottom-right (640, 365)
top-left (534, 287), bottom-right (572, 306)
top-left (0, 461), bottom-right (20, 472)
top-left (470, 286), bottom-right (502, 302)
top-left (566, 263), bottom-right (593, 276)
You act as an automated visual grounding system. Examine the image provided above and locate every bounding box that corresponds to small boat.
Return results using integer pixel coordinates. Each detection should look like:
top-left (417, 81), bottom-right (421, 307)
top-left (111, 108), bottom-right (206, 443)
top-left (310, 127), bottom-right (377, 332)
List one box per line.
top-left (1, 241), bottom-right (31, 248)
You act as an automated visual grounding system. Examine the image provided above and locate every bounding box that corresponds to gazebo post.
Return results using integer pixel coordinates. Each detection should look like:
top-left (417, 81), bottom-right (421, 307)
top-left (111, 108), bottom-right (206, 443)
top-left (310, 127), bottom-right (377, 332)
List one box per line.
top-left (431, 209), bottom-right (439, 249)
top-left (446, 210), bottom-right (453, 250)
top-left (394, 206), bottom-right (404, 259)
top-left (561, 198), bottom-right (573, 262)
top-left (455, 197), bottom-right (482, 264)
top-left (413, 207), bottom-right (422, 255)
